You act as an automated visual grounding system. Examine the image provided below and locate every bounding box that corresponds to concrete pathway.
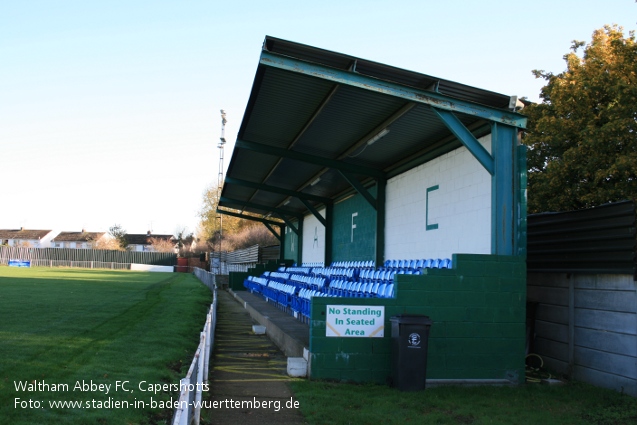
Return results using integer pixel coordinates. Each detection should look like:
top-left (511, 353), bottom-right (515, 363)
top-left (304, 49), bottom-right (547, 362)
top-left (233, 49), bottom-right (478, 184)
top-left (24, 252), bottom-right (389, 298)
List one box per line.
top-left (202, 290), bottom-right (307, 425)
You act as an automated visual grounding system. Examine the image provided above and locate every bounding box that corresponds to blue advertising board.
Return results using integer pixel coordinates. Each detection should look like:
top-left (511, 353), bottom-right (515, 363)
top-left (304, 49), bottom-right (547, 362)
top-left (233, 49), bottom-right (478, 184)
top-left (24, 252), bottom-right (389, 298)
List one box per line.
top-left (8, 259), bottom-right (31, 267)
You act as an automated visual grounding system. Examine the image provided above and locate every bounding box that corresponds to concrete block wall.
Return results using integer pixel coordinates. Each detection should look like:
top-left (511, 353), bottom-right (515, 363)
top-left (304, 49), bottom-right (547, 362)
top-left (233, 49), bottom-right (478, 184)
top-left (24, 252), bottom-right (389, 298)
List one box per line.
top-left (528, 272), bottom-right (637, 396)
top-left (309, 254), bottom-right (526, 384)
top-left (283, 225), bottom-right (300, 265)
top-left (385, 135), bottom-right (492, 260)
top-left (302, 209), bottom-right (326, 265)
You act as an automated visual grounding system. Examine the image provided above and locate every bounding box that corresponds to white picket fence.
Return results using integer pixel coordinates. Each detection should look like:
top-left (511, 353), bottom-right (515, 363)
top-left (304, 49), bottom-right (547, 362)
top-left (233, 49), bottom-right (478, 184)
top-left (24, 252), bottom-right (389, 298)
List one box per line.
top-left (172, 268), bottom-right (217, 425)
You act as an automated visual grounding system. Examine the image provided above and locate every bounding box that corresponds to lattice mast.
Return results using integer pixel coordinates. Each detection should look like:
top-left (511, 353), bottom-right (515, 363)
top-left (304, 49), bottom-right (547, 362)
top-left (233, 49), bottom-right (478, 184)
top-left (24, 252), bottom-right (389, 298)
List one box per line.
top-left (217, 110), bottom-right (227, 252)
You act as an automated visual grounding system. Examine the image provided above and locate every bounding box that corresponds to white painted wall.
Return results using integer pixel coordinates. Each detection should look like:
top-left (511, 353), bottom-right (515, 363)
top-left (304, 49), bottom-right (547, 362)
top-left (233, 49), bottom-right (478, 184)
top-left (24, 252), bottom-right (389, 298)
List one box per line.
top-left (131, 264), bottom-right (174, 272)
top-left (39, 231), bottom-right (57, 248)
top-left (301, 208), bottom-right (326, 265)
top-left (385, 135), bottom-right (492, 260)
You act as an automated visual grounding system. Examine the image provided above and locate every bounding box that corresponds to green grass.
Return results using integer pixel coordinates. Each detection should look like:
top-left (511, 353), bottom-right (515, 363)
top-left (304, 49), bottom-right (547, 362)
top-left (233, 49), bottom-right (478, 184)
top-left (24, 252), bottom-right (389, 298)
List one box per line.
top-left (0, 267), bottom-right (212, 425)
top-left (290, 380), bottom-right (637, 425)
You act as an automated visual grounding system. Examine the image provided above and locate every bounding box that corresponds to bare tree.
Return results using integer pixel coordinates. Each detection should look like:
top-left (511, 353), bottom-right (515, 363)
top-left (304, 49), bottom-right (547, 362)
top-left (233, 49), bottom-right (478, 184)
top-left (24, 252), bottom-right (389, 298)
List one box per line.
top-left (149, 237), bottom-right (176, 253)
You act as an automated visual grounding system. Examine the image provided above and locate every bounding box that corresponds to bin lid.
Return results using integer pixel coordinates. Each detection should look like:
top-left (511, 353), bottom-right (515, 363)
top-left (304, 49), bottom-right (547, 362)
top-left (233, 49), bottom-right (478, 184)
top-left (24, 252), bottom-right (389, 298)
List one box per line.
top-left (390, 315), bottom-right (432, 325)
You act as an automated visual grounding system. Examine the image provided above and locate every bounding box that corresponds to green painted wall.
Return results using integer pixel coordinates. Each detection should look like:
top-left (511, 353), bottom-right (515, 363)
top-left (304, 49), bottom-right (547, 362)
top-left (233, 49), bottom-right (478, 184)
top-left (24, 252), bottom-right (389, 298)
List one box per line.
top-left (332, 186), bottom-right (377, 262)
top-left (309, 254), bottom-right (526, 384)
top-left (283, 224), bottom-right (301, 265)
top-left (228, 271), bottom-right (248, 291)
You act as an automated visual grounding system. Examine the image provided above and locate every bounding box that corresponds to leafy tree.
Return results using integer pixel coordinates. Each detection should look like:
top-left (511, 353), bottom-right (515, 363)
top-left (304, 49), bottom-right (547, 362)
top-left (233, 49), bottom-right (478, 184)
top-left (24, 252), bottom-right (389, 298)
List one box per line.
top-left (197, 183), bottom-right (282, 251)
top-left (522, 25), bottom-right (637, 213)
top-left (198, 184), bottom-right (259, 243)
top-left (108, 224), bottom-right (128, 251)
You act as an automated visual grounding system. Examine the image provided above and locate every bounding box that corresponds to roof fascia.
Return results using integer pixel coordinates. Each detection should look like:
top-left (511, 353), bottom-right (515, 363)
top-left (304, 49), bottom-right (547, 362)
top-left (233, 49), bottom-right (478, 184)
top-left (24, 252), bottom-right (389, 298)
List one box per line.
top-left (259, 50), bottom-right (527, 129)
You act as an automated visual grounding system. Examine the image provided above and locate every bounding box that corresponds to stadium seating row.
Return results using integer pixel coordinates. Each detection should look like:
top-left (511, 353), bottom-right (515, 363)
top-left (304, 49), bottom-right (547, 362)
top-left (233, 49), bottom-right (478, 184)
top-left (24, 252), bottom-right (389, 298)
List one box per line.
top-left (244, 257), bottom-right (451, 322)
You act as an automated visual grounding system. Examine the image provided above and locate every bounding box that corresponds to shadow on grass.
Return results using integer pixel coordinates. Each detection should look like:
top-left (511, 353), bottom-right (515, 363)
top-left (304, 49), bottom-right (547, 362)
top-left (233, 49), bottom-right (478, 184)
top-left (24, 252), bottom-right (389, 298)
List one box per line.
top-left (290, 380), bottom-right (637, 425)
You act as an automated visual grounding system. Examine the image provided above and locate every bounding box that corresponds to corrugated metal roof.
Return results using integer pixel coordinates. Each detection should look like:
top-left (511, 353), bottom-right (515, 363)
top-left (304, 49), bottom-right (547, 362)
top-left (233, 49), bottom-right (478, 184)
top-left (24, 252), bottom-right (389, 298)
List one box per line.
top-left (220, 36), bottom-right (524, 221)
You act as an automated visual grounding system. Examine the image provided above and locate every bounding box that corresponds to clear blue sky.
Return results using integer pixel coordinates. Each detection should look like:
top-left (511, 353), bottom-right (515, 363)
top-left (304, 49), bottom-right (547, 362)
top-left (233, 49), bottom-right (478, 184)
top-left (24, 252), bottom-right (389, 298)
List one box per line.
top-left (1, 0), bottom-right (635, 236)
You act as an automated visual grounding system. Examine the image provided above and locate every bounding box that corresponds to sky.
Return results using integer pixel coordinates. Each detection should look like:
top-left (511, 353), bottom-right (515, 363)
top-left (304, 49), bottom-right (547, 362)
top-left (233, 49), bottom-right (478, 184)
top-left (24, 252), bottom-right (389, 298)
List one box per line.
top-left (1, 0), bottom-right (636, 237)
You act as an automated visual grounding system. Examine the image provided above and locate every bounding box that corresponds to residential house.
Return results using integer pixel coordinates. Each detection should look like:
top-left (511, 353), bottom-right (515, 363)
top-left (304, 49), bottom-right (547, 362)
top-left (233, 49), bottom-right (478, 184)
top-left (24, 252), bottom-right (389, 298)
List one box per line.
top-left (125, 231), bottom-right (175, 252)
top-left (0, 228), bottom-right (56, 248)
top-left (51, 230), bottom-right (108, 249)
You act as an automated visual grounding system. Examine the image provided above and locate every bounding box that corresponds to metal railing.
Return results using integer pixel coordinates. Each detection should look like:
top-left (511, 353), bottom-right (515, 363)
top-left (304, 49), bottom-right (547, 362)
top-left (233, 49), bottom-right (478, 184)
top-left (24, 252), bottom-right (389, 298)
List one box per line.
top-left (172, 268), bottom-right (217, 425)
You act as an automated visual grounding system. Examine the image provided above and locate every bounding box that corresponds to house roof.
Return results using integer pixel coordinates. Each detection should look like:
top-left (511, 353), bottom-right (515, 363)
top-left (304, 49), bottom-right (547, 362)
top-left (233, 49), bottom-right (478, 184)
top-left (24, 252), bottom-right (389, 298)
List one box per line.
top-left (0, 229), bottom-right (53, 240)
top-left (219, 36), bottom-right (527, 221)
top-left (124, 233), bottom-right (174, 245)
top-left (52, 231), bottom-right (105, 242)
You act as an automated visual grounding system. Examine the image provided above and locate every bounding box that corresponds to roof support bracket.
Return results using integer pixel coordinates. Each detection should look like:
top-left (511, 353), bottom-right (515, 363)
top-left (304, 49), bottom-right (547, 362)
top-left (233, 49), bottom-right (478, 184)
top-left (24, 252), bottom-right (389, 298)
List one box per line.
top-left (263, 222), bottom-right (282, 242)
top-left (216, 208), bottom-right (284, 228)
top-left (235, 139), bottom-right (384, 178)
top-left (300, 199), bottom-right (327, 226)
top-left (339, 170), bottom-right (378, 210)
top-left (219, 196), bottom-right (302, 220)
top-left (275, 213), bottom-right (299, 235)
top-left (224, 177), bottom-right (331, 204)
top-left (432, 108), bottom-right (495, 175)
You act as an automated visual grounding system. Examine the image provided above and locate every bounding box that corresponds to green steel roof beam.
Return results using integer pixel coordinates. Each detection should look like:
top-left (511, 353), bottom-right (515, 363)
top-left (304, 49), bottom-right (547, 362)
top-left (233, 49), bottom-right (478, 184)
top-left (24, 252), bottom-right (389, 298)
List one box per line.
top-left (432, 108), bottom-right (495, 175)
top-left (259, 50), bottom-right (527, 129)
top-left (215, 208), bottom-right (285, 228)
top-left (225, 177), bottom-right (331, 204)
top-left (247, 85), bottom-right (341, 204)
top-left (263, 222), bottom-right (282, 242)
top-left (274, 213), bottom-right (299, 235)
top-left (235, 139), bottom-right (385, 179)
top-left (338, 170), bottom-right (378, 211)
top-left (216, 207), bottom-right (283, 242)
top-left (300, 198), bottom-right (327, 227)
top-left (219, 196), bottom-right (302, 220)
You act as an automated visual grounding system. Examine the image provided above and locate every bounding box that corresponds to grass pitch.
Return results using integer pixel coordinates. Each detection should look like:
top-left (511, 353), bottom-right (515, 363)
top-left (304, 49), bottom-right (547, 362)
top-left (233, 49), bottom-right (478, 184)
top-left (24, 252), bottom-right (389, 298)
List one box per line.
top-left (0, 267), bottom-right (211, 425)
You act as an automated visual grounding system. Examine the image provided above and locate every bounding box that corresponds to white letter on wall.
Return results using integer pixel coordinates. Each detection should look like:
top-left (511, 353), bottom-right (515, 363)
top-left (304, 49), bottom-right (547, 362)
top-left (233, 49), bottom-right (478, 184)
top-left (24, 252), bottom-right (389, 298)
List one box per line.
top-left (351, 212), bottom-right (358, 243)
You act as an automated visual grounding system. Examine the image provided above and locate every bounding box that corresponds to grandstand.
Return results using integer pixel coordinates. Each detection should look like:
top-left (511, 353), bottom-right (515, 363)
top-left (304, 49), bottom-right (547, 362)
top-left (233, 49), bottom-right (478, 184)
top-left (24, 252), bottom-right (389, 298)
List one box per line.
top-left (243, 259), bottom-right (452, 322)
top-left (217, 37), bottom-right (527, 385)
